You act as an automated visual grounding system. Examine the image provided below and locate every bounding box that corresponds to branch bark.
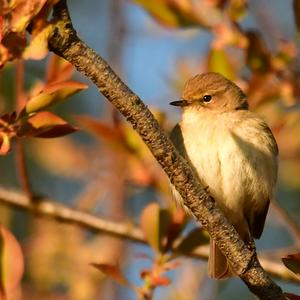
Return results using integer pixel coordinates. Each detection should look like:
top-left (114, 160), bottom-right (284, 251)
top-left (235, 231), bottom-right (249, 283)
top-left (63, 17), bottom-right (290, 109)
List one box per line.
top-left (0, 186), bottom-right (298, 285)
top-left (47, 1), bottom-right (287, 298)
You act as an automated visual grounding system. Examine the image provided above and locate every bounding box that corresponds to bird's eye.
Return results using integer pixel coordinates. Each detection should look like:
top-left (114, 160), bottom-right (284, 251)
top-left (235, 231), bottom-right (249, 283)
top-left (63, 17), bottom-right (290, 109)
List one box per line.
top-left (202, 95), bottom-right (212, 103)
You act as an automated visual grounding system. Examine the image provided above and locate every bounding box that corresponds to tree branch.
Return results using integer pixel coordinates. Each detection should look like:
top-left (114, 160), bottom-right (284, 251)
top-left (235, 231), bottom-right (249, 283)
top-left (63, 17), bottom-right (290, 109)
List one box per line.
top-left (0, 186), bottom-right (298, 285)
top-left (47, 1), bottom-right (287, 298)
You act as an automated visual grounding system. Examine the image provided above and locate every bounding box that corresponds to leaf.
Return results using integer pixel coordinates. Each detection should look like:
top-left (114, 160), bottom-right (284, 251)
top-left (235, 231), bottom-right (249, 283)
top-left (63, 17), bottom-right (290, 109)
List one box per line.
top-left (285, 293), bottom-right (300, 300)
top-left (228, 0), bottom-right (247, 21)
top-left (132, 0), bottom-right (200, 28)
top-left (282, 253), bottom-right (300, 275)
top-left (245, 31), bottom-right (270, 73)
top-left (0, 31), bottom-right (27, 67)
top-left (46, 54), bottom-right (74, 83)
top-left (207, 48), bottom-right (235, 80)
top-left (134, 0), bottom-right (181, 27)
top-left (25, 81), bottom-right (88, 114)
top-left (9, 0), bottom-right (48, 32)
top-left (91, 263), bottom-right (130, 287)
top-left (19, 111), bottom-right (77, 138)
top-left (0, 224), bottom-right (24, 297)
top-left (151, 275), bottom-right (171, 286)
top-left (23, 23), bottom-right (54, 60)
top-left (174, 228), bottom-right (209, 255)
top-left (0, 133), bottom-right (11, 156)
top-left (140, 269), bottom-right (170, 286)
top-left (140, 203), bottom-right (172, 253)
top-left (75, 115), bottom-right (128, 153)
top-left (165, 208), bottom-right (187, 250)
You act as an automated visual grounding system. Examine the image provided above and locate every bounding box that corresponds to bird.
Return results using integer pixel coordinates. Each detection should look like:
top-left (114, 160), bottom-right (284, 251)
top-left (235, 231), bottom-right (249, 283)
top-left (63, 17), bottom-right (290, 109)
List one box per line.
top-left (169, 72), bottom-right (278, 279)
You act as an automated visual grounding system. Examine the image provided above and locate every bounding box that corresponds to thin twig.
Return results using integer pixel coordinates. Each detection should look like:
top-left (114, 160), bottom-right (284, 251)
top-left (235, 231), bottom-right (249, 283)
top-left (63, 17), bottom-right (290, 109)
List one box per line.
top-left (271, 199), bottom-right (300, 245)
top-left (15, 60), bottom-right (33, 200)
top-left (0, 186), bottom-right (298, 285)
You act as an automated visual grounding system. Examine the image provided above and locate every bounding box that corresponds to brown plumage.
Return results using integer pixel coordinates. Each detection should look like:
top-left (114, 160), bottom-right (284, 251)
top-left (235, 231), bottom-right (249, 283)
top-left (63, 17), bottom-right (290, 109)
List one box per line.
top-left (170, 72), bottom-right (278, 279)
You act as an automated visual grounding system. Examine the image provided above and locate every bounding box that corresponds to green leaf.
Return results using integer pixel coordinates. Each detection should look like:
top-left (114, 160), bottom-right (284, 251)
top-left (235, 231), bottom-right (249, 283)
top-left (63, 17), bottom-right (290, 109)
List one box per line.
top-left (134, 0), bottom-right (179, 27)
top-left (140, 203), bottom-right (172, 253)
top-left (208, 48), bottom-right (235, 80)
top-left (132, 0), bottom-right (200, 28)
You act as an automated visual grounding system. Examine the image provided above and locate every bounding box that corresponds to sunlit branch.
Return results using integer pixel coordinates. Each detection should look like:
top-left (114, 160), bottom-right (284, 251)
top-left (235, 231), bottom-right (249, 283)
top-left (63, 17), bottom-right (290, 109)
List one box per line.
top-left (0, 186), bottom-right (298, 285)
top-left (46, 1), bottom-right (287, 298)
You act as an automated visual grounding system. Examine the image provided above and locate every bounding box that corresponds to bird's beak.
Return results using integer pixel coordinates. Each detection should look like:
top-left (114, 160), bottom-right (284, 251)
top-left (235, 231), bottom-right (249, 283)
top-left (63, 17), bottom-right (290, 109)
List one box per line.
top-left (169, 99), bottom-right (190, 107)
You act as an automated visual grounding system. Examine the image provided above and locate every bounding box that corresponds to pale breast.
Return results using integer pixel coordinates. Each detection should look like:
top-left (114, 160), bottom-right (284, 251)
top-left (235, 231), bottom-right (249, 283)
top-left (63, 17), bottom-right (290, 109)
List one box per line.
top-left (180, 109), bottom-right (278, 217)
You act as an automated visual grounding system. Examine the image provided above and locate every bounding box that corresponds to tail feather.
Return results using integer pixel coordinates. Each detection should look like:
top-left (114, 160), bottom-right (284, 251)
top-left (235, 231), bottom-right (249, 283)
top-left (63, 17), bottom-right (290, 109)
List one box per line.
top-left (208, 240), bottom-right (232, 279)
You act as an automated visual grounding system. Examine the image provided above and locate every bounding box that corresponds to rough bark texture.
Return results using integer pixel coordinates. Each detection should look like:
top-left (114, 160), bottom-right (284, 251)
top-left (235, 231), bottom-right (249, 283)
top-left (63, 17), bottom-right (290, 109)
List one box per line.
top-left (47, 1), bottom-right (286, 299)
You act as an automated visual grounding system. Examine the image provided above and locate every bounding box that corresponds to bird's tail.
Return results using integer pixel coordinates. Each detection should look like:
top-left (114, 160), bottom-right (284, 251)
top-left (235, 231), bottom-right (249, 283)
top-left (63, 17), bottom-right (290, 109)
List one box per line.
top-left (208, 239), bottom-right (233, 279)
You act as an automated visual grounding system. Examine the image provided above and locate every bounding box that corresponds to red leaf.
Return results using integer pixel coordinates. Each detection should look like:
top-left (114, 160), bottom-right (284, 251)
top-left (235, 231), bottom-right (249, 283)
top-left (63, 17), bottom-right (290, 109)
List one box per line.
top-left (0, 224), bottom-right (24, 297)
top-left (91, 263), bottom-right (130, 287)
top-left (151, 275), bottom-right (170, 286)
top-left (285, 293), bottom-right (300, 300)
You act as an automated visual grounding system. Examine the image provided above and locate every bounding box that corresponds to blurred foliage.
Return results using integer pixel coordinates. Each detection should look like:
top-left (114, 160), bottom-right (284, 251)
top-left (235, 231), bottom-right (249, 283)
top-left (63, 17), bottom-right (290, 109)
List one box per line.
top-left (0, 0), bottom-right (300, 299)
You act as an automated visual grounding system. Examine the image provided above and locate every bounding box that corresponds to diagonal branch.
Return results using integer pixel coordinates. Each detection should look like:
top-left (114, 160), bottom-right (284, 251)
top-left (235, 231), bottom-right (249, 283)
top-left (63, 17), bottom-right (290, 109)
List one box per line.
top-left (47, 1), bottom-right (286, 299)
top-left (0, 186), bottom-right (299, 284)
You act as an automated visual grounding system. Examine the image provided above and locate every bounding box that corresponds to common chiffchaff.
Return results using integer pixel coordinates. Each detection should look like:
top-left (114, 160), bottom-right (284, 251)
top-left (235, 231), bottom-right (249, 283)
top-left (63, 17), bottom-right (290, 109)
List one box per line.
top-left (170, 72), bottom-right (278, 279)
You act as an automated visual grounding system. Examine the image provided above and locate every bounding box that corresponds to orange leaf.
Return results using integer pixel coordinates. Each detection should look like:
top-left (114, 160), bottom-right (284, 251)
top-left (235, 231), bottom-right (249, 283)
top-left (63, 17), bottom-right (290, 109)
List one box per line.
top-left (23, 24), bottom-right (54, 60)
top-left (75, 115), bottom-right (129, 153)
top-left (0, 133), bottom-right (11, 156)
top-left (28, 111), bottom-right (67, 128)
top-left (0, 224), bottom-right (24, 297)
top-left (19, 111), bottom-right (77, 138)
top-left (10, 0), bottom-right (48, 32)
top-left (151, 275), bottom-right (170, 286)
top-left (46, 54), bottom-right (74, 83)
top-left (25, 81), bottom-right (88, 113)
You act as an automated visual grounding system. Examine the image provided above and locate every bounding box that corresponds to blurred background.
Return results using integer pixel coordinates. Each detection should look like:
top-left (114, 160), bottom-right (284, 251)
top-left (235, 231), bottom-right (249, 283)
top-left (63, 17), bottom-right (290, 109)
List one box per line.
top-left (1, 0), bottom-right (300, 299)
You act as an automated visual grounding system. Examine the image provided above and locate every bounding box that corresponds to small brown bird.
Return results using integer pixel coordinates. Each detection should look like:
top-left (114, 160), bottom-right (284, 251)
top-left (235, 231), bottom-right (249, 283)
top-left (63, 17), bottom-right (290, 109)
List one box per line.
top-left (170, 72), bottom-right (278, 279)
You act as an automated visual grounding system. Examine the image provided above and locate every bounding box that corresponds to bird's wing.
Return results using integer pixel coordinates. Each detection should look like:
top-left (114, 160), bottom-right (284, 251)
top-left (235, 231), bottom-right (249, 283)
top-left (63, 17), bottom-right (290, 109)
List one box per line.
top-left (170, 123), bottom-right (188, 158)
